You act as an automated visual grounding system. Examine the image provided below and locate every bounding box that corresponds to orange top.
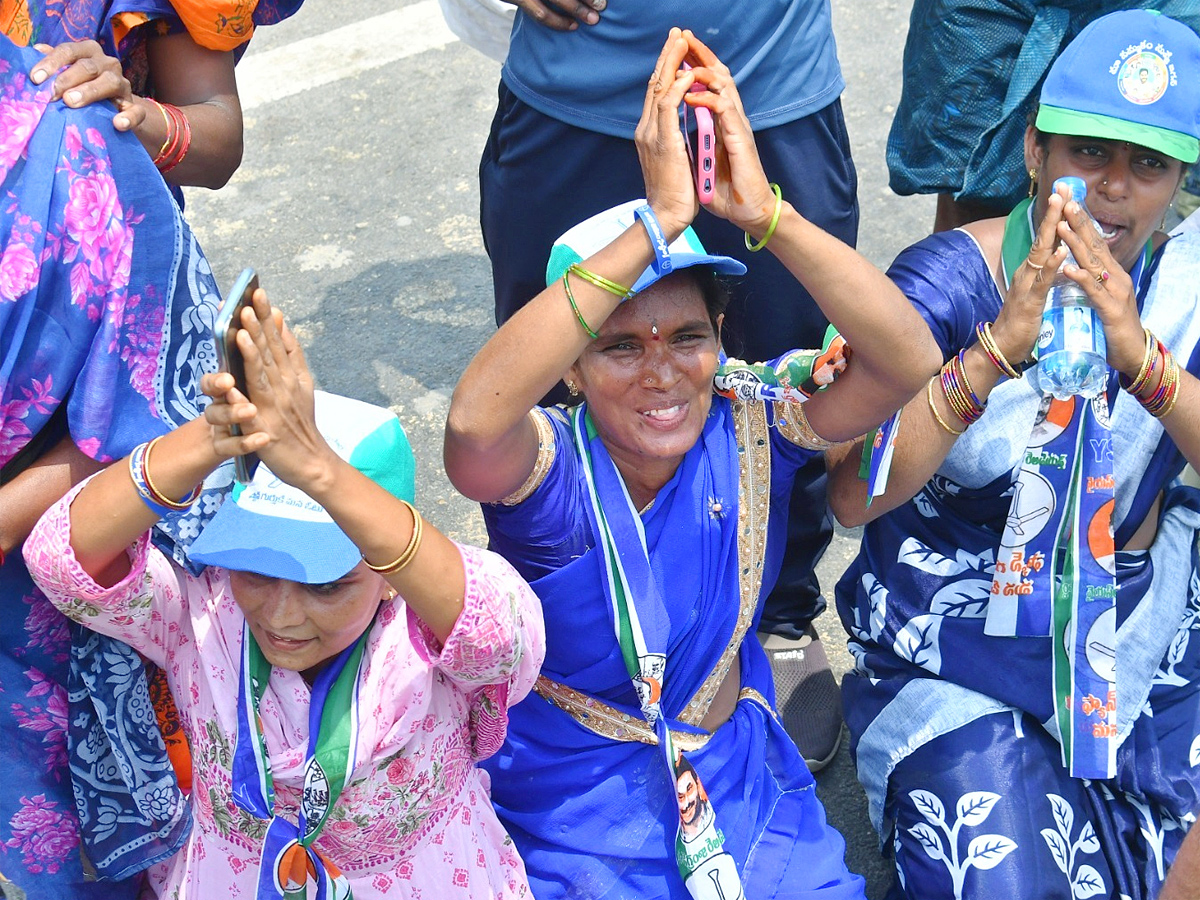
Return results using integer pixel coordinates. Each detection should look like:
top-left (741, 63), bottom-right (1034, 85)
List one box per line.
top-left (0, 0), bottom-right (257, 53)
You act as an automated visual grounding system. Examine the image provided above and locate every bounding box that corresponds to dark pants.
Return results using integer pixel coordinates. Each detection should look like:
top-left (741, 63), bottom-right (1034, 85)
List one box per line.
top-left (479, 82), bottom-right (859, 632)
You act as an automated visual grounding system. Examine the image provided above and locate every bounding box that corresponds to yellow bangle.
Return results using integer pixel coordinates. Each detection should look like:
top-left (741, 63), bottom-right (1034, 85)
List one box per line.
top-left (363, 500), bottom-right (424, 575)
top-left (566, 263), bottom-right (633, 301)
top-left (563, 272), bottom-right (599, 340)
top-left (927, 379), bottom-right (966, 436)
top-left (744, 183), bottom-right (783, 252)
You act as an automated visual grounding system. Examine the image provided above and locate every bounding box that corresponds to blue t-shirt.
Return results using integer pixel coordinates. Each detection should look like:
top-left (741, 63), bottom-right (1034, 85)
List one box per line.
top-left (502, 0), bottom-right (844, 138)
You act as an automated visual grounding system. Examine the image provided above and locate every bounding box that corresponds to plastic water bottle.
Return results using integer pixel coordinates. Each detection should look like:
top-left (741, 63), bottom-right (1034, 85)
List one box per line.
top-left (1031, 176), bottom-right (1108, 400)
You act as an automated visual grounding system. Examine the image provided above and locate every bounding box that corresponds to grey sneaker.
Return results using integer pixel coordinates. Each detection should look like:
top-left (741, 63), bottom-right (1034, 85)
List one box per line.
top-left (758, 625), bottom-right (843, 772)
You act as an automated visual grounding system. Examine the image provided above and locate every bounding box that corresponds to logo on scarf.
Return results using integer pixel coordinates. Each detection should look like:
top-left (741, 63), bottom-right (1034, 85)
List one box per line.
top-left (635, 653), bottom-right (667, 715)
top-left (301, 758), bottom-right (332, 841)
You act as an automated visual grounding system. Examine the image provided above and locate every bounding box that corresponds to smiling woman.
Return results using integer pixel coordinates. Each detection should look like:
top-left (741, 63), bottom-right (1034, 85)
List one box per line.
top-left (825, 10), bottom-right (1200, 898)
top-left (443, 27), bottom-right (939, 900)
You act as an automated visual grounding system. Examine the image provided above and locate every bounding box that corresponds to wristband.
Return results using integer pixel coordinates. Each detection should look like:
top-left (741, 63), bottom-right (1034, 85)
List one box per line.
top-left (634, 204), bottom-right (672, 276)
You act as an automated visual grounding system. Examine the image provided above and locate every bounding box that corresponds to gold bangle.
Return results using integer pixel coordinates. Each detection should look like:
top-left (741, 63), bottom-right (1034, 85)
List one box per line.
top-left (567, 263), bottom-right (634, 301)
top-left (927, 379), bottom-right (966, 436)
top-left (975, 322), bottom-right (1022, 380)
top-left (142, 436), bottom-right (202, 510)
top-left (1126, 328), bottom-right (1157, 395)
top-left (363, 500), bottom-right (425, 575)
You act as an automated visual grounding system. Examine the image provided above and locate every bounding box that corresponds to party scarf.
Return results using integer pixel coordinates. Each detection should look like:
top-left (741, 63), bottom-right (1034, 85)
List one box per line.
top-left (986, 199), bottom-right (1149, 779)
top-left (232, 624), bottom-right (368, 900)
top-left (572, 408), bottom-right (745, 900)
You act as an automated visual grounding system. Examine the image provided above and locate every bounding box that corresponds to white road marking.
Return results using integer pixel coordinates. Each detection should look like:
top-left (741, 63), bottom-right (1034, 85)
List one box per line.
top-left (236, 0), bottom-right (459, 111)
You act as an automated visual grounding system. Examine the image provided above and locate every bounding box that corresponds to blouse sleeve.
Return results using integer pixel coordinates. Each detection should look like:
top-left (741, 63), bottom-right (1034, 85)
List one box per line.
top-left (886, 231), bottom-right (1003, 361)
top-left (406, 543), bottom-right (545, 706)
top-left (22, 477), bottom-right (193, 669)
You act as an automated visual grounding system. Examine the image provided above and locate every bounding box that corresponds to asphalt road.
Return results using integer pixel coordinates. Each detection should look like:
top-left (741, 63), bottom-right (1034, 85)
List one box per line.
top-left (184, 3), bottom-right (936, 896)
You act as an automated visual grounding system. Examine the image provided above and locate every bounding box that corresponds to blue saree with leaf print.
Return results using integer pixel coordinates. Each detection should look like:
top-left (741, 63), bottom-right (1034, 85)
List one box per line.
top-left (482, 390), bottom-right (866, 900)
top-left (0, 36), bottom-right (225, 897)
top-left (836, 229), bottom-right (1200, 900)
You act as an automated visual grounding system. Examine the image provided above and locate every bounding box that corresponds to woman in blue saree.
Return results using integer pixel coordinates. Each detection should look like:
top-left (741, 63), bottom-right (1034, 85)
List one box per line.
top-left (444, 30), bottom-right (940, 899)
top-left (0, 35), bottom-right (224, 898)
top-left (828, 11), bottom-right (1200, 898)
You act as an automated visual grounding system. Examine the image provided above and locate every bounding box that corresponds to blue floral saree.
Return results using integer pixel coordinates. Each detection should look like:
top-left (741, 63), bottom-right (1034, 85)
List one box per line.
top-left (0, 37), bottom-right (223, 897)
top-left (836, 230), bottom-right (1200, 899)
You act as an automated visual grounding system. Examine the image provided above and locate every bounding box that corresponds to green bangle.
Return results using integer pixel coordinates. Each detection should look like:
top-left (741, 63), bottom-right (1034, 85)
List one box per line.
top-left (567, 263), bottom-right (634, 301)
top-left (563, 271), bottom-right (599, 340)
top-left (744, 182), bottom-right (783, 252)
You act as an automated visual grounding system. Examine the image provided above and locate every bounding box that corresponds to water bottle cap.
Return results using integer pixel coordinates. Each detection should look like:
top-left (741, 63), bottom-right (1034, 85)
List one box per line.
top-left (1052, 177), bottom-right (1087, 203)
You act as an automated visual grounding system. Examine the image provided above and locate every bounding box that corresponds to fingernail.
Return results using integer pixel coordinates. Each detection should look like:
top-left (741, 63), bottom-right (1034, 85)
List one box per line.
top-left (591, 0), bottom-right (606, 9)
top-left (65, 90), bottom-right (81, 105)
top-left (30, 69), bottom-right (44, 84)
top-left (114, 116), bottom-right (128, 129)
top-left (1068, 201), bottom-right (1080, 214)
top-left (585, 10), bottom-right (598, 23)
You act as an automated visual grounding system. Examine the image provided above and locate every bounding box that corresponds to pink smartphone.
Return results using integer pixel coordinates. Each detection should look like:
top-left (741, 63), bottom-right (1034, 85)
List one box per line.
top-left (682, 65), bottom-right (715, 204)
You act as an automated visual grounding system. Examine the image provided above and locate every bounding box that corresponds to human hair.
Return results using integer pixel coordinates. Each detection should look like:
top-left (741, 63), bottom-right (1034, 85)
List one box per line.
top-left (663, 267), bottom-right (731, 336)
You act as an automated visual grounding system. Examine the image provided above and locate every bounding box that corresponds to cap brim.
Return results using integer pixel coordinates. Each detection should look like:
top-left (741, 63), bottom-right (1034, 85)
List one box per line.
top-left (187, 500), bottom-right (361, 583)
top-left (631, 252), bottom-right (748, 293)
top-left (1036, 104), bottom-right (1199, 163)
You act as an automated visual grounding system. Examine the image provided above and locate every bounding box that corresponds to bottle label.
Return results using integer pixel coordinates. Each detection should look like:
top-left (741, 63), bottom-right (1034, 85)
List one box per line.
top-left (1037, 306), bottom-right (1106, 359)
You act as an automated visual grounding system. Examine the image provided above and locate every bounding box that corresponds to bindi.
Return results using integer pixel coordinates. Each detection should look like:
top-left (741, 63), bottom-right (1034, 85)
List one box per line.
top-left (651, 320), bottom-right (660, 340)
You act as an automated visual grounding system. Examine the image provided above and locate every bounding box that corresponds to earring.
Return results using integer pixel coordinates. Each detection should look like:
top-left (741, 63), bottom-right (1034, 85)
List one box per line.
top-left (1028, 168), bottom-right (1038, 198)
top-left (566, 380), bottom-right (579, 397)
top-left (1159, 207), bottom-right (1170, 231)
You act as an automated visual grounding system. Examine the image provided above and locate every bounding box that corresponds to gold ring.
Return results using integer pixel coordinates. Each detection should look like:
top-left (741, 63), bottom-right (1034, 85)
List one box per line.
top-left (1094, 272), bottom-right (1106, 286)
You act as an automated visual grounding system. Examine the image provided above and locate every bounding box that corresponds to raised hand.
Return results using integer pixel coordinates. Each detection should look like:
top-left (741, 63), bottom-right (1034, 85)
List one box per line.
top-left (1054, 196), bottom-right (1147, 378)
top-left (991, 187), bottom-right (1070, 366)
top-left (675, 31), bottom-right (776, 238)
top-left (633, 28), bottom-right (700, 239)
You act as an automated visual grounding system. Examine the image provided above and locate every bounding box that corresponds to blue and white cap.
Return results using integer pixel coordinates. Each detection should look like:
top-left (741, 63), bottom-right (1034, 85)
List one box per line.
top-left (546, 199), bottom-right (746, 294)
top-left (188, 391), bottom-right (416, 583)
top-left (1037, 10), bottom-right (1200, 163)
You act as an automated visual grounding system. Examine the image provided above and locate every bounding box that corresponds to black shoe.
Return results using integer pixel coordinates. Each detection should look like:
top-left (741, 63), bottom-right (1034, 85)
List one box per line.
top-left (758, 625), bottom-right (843, 772)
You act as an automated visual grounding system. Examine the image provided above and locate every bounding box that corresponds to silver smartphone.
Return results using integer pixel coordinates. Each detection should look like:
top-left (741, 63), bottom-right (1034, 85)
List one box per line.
top-left (212, 268), bottom-right (261, 484)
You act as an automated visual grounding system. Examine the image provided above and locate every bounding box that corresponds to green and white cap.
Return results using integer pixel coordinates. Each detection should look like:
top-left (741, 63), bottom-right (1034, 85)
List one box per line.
top-left (546, 198), bottom-right (746, 293)
top-left (188, 391), bottom-right (415, 583)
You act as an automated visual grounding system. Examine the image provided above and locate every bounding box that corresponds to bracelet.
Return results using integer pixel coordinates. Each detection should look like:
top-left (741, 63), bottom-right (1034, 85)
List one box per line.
top-left (147, 98), bottom-right (172, 161)
top-left (128, 441), bottom-right (201, 519)
top-left (975, 322), bottom-right (1022, 380)
top-left (634, 204), bottom-right (672, 275)
top-left (1119, 328), bottom-right (1158, 395)
top-left (567, 263), bottom-right (634, 301)
top-left (562, 272), bottom-right (599, 340)
top-left (939, 353), bottom-right (986, 426)
top-left (143, 437), bottom-right (202, 509)
top-left (158, 104), bottom-right (192, 175)
top-left (744, 183), bottom-right (783, 252)
top-left (927, 378), bottom-right (966, 435)
top-left (363, 500), bottom-right (425, 575)
top-left (149, 100), bottom-right (191, 174)
top-left (1142, 344), bottom-right (1180, 418)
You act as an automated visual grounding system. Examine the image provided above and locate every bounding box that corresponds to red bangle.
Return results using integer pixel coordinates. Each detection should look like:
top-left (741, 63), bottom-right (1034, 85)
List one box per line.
top-left (158, 103), bottom-right (191, 174)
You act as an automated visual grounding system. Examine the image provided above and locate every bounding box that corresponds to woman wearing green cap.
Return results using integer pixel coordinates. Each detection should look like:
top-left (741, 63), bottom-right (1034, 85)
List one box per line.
top-left (828, 9), bottom-right (1200, 897)
top-left (445, 27), bottom-right (939, 900)
top-left (21, 291), bottom-right (545, 899)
